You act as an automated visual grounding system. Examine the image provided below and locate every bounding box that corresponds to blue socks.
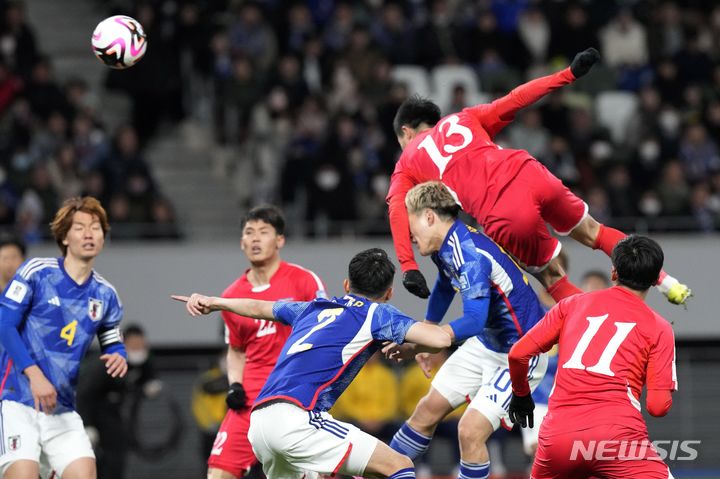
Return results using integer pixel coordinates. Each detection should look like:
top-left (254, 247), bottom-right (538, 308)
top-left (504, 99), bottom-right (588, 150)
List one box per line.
top-left (458, 460), bottom-right (490, 479)
top-left (388, 467), bottom-right (416, 479)
top-left (389, 422), bottom-right (432, 459)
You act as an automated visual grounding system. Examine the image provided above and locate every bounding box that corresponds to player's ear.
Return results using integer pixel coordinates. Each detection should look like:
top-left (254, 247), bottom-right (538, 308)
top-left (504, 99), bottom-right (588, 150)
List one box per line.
top-left (343, 278), bottom-right (350, 293)
top-left (401, 125), bottom-right (414, 141)
top-left (384, 286), bottom-right (393, 302)
top-left (276, 234), bottom-right (285, 249)
top-left (610, 267), bottom-right (618, 283)
top-left (426, 208), bottom-right (434, 226)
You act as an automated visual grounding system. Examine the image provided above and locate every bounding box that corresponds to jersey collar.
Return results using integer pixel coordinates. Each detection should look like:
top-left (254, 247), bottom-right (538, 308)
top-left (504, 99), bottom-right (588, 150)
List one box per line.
top-left (58, 257), bottom-right (94, 289)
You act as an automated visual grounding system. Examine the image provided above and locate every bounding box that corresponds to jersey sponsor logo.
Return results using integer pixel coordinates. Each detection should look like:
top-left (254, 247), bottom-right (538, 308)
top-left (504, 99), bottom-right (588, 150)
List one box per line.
top-left (5, 280), bottom-right (27, 303)
top-left (8, 435), bottom-right (20, 451)
top-left (88, 298), bottom-right (104, 321)
top-left (48, 296), bottom-right (60, 307)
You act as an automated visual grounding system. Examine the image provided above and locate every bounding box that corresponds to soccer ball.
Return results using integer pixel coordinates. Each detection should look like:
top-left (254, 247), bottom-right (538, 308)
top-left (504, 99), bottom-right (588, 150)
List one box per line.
top-left (91, 15), bottom-right (147, 69)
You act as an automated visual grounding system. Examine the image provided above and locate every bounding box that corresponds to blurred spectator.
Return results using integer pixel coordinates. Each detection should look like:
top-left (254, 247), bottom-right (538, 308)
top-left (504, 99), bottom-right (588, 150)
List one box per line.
top-left (580, 270), bottom-right (611, 292)
top-left (657, 161), bottom-right (691, 216)
top-left (0, 1), bottom-right (37, 77)
top-left (229, 2), bottom-right (277, 74)
top-left (548, 4), bottom-right (599, 63)
top-left (679, 123), bottom-right (720, 183)
top-left (332, 353), bottom-right (399, 443)
top-left (508, 109), bottom-right (551, 161)
top-left (600, 9), bottom-right (648, 69)
top-left (605, 165), bottom-right (638, 218)
top-left (690, 182), bottom-right (717, 232)
top-left (371, 3), bottom-right (416, 65)
top-left (191, 350), bottom-right (229, 460)
top-left (517, 7), bottom-right (550, 65)
top-left (0, 234), bottom-right (24, 292)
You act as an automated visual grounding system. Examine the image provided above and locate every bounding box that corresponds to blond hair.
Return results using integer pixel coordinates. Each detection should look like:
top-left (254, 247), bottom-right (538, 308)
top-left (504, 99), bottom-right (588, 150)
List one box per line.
top-left (50, 197), bottom-right (110, 256)
top-left (405, 181), bottom-right (460, 218)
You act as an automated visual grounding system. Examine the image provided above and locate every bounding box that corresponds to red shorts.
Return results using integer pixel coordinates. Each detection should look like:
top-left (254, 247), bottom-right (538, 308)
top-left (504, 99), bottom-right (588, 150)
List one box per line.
top-left (208, 408), bottom-right (257, 476)
top-left (532, 426), bottom-right (673, 479)
top-left (483, 160), bottom-right (587, 271)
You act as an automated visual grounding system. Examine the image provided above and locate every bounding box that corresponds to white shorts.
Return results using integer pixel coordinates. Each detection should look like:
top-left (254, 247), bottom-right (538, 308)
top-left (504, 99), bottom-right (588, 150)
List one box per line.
top-left (0, 400), bottom-right (94, 477)
top-left (248, 402), bottom-right (378, 478)
top-left (432, 337), bottom-right (548, 430)
top-left (520, 403), bottom-right (548, 455)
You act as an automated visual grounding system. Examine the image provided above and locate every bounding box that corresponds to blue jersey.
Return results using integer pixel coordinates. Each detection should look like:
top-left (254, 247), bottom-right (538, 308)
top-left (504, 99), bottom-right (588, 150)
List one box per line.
top-left (255, 294), bottom-right (415, 412)
top-left (0, 257), bottom-right (124, 414)
top-left (428, 220), bottom-right (545, 352)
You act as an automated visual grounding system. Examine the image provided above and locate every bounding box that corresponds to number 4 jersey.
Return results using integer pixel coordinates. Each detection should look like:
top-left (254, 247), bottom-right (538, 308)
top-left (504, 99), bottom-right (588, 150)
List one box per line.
top-left (254, 294), bottom-right (416, 412)
top-left (512, 286), bottom-right (677, 436)
top-left (0, 257), bottom-right (124, 414)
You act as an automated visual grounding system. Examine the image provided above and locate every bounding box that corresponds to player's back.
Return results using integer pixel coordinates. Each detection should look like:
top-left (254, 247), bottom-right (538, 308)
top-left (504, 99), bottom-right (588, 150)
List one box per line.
top-left (436, 222), bottom-right (545, 352)
top-left (0, 257), bottom-right (122, 413)
top-left (391, 107), bottom-right (533, 222)
top-left (543, 287), bottom-right (677, 436)
top-left (254, 294), bottom-right (413, 412)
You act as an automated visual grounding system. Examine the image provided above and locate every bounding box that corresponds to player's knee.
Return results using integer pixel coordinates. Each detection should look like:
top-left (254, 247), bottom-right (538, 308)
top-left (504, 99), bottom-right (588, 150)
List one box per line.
top-left (457, 418), bottom-right (483, 447)
top-left (5, 460), bottom-right (40, 479)
top-left (410, 395), bottom-right (443, 431)
top-left (60, 458), bottom-right (96, 479)
top-left (390, 452), bottom-right (414, 473)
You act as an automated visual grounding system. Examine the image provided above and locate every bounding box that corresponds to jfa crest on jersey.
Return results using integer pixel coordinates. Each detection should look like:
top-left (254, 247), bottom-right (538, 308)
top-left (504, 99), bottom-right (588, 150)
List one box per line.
top-left (88, 298), bottom-right (103, 321)
top-left (0, 257), bottom-right (124, 414)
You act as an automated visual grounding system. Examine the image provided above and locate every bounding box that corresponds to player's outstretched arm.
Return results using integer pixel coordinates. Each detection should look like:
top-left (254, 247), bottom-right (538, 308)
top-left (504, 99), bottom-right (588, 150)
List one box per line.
top-left (404, 322), bottom-right (452, 350)
top-left (172, 294), bottom-right (276, 320)
top-left (482, 48), bottom-right (600, 128)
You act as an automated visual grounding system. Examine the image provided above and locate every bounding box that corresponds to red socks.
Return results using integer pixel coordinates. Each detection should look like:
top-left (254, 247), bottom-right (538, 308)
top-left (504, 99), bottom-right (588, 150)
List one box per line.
top-left (592, 224), bottom-right (627, 257)
top-left (547, 275), bottom-right (583, 302)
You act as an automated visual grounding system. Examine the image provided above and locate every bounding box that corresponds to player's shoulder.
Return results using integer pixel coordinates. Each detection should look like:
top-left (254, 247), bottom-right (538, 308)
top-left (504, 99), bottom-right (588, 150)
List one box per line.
top-left (92, 270), bottom-right (121, 302)
top-left (283, 261), bottom-right (323, 283)
top-left (16, 257), bottom-right (60, 281)
top-left (222, 273), bottom-right (250, 298)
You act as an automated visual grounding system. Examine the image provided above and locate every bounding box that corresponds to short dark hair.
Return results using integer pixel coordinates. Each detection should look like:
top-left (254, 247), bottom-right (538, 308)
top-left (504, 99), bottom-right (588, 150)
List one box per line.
top-left (0, 235), bottom-right (26, 257)
top-left (123, 324), bottom-right (145, 338)
top-left (393, 95), bottom-right (441, 137)
top-left (348, 248), bottom-right (395, 299)
top-left (611, 235), bottom-right (664, 291)
top-left (241, 205), bottom-right (285, 235)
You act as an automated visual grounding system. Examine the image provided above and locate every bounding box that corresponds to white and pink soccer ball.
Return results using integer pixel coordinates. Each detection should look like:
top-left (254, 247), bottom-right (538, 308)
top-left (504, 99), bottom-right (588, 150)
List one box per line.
top-left (91, 15), bottom-right (147, 69)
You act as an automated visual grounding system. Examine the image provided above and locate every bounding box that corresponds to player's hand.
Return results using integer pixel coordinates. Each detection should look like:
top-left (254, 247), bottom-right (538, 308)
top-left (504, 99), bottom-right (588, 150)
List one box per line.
top-left (508, 393), bottom-right (535, 428)
top-left (26, 366), bottom-right (57, 414)
top-left (403, 270), bottom-right (430, 298)
top-left (570, 48), bottom-right (600, 78)
top-left (382, 342), bottom-right (417, 362)
top-left (101, 353), bottom-right (128, 378)
top-left (172, 293), bottom-right (218, 316)
top-left (415, 352), bottom-right (433, 378)
top-left (226, 382), bottom-right (248, 410)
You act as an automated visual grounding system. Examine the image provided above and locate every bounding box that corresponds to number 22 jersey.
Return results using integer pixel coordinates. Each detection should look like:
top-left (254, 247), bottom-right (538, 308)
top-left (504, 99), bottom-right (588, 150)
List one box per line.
top-left (254, 295), bottom-right (416, 412)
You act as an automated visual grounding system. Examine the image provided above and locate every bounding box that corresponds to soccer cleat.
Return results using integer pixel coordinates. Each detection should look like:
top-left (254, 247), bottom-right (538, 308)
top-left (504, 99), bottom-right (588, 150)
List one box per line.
top-left (666, 282), bottom-right (692, 306)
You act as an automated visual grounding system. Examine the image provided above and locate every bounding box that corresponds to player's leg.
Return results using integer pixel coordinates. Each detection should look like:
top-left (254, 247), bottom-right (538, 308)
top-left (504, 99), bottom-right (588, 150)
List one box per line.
top-left (390, 340), bottom-right (485, 459)
top-left (0, 401), bottom-right (43, 479)
top-left (40, 410), bottom-right (95, 479)
top-left (456, 409), bottom-right (494, 479)
top-left (528, 159), bottom-right (691, 305)
top-left (208, 409), bottom-right (257, 479)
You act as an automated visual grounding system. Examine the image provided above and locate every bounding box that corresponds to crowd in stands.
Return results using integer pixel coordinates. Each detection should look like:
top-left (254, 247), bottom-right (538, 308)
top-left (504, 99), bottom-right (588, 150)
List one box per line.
top-left (0, 1), bottom-right (179, 243)
top-left (124, 0), bottom-right (719, 235)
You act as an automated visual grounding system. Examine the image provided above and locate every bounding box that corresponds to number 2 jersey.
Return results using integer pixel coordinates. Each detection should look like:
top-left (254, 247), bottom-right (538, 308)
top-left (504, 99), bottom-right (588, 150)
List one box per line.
top-left (510, 287), bottom-right (677, 436)
top-left (222, 261), bottom-right (326, 403)
top-left (254, 294), bottom-right (416, 412)
top-left (0, 257), bottom-right (124, 414)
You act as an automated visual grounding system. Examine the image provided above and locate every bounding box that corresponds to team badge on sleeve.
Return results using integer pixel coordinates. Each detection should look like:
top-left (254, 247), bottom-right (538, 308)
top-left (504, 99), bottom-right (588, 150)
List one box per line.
top-left (5, 280), bottom-right (27, 303)
top-left (88, 298), bottom-right (104, 321)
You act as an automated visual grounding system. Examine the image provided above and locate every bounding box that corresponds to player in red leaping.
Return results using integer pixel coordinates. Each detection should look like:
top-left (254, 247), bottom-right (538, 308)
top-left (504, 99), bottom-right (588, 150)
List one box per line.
top-left (507, 235), bottom-right (677, 479)
top-left (386, 48), bottom-right (690, 306)
top-left (208, 205), bottom-right (327, 479)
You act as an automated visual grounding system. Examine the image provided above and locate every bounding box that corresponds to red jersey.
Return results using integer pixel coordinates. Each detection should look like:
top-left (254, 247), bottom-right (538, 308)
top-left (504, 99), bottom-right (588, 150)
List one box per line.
top-left (509, 287), bottom-right (677, 436)
top-left (222, 261), bottom-right (326, 402)
top-left (387, 67), bottom-right (576, 272)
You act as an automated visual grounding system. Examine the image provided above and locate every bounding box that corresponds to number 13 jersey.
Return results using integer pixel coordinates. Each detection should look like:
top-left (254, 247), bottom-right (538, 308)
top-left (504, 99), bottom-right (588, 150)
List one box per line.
top-left (388, 104), bottom-right (533, 226)
top-left (254, 294), bottom-right (416, 412)
top-left (0, 257), bottom-right (123, 414)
